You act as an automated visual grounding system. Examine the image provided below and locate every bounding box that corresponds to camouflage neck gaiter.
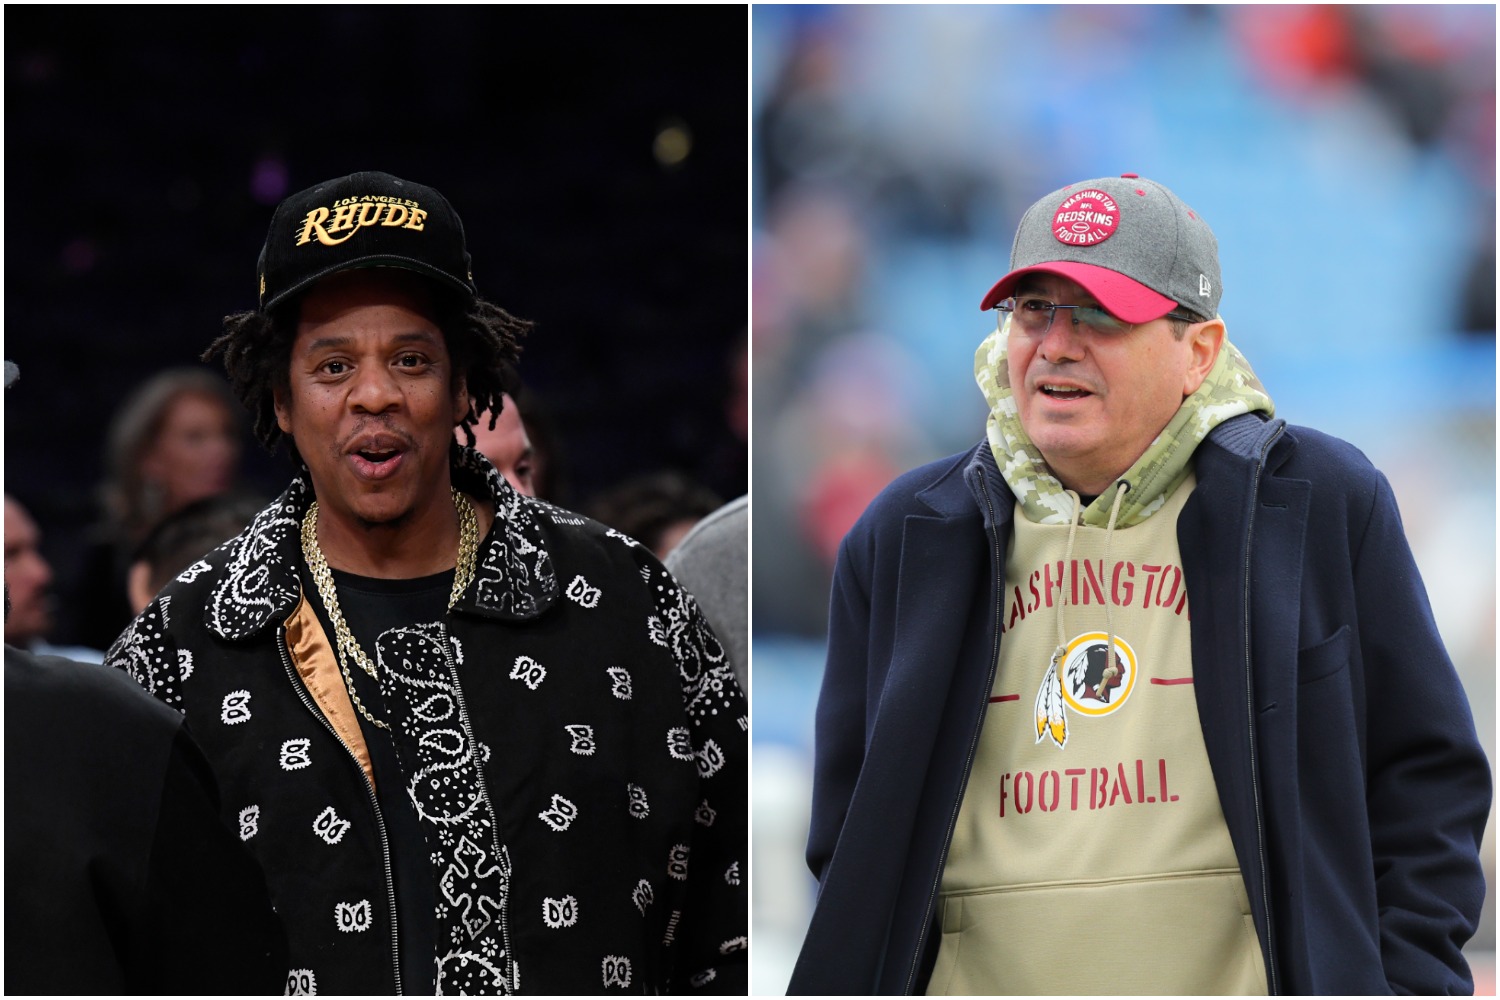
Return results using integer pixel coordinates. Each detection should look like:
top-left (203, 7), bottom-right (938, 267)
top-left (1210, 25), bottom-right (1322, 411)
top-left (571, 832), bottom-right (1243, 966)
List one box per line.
top-left (975, 317), bottom-right (1275, 527)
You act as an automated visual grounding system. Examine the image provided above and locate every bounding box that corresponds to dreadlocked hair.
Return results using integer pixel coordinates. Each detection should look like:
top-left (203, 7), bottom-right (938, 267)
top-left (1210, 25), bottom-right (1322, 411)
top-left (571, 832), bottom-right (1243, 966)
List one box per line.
top-left (202, 291), bottom-right (531, 459)
top-left (451, 297), bottom-right (531, 447)
top-left (202, 310), bottom-right (289, 454)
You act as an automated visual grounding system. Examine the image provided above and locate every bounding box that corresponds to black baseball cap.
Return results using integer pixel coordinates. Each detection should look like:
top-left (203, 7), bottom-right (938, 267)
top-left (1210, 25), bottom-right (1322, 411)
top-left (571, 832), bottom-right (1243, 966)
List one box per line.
top-left (257, 170), bottom-right (478, 312)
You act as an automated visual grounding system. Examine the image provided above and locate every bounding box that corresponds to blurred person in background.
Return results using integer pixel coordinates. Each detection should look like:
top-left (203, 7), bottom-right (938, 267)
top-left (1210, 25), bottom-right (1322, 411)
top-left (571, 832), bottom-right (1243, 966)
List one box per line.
top-left (5, 495), bottom-right (57, 649)
top-left (4, 360), bottom-right (288, 994)
top-left (462, 381), bottom-right (569, 505)
top-left (511, 385), bottom-right (571, 505)
top-left (464, 390), bottom-right (537, 497)
top-left (665, 494), bottom-right (748, 689)
top-left (125, 492), bottom-right (266, 616)
top-left (586, 470), bottom-right (724, 560)
top-left (70, 367), bottom-right (244, 650)
top-left (4, 494), bottom-right (104, 662)
top-left (790, 175), bottom-right (1489, 995)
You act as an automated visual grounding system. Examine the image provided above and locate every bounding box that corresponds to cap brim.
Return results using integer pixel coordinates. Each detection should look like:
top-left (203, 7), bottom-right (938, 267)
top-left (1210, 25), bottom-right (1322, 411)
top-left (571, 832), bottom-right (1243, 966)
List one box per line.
top-left (979, 262), bottom-right (1177, 324)
top-left (262, 256), bottom-right (475, 313)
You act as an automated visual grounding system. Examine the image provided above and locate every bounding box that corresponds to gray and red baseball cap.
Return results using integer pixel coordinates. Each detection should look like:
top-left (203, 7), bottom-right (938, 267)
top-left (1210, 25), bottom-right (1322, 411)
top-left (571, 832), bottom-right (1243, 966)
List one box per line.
top-left (980, 174), bottom-right (1221, 324)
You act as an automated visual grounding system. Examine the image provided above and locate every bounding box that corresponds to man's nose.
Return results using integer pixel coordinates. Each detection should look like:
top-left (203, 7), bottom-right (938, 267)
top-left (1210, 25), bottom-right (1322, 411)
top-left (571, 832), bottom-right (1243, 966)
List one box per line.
top-left (1037, 311), bottom-right (1085, 363)
top-left (348, 365), bottom-right (402, 412)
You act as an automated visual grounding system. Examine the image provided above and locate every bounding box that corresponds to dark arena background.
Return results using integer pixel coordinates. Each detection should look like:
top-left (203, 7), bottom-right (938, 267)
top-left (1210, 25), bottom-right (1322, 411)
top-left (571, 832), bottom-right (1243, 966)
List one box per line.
top-left (4, 7), bottom-right (748, 641)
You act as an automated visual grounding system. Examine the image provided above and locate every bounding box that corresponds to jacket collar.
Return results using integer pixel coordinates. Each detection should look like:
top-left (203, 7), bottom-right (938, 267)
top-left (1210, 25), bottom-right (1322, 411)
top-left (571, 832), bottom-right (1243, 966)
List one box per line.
top-left (1198, 410), bottom-right (1287, 465)
top-left (205, 444), bottom-right (560, 641)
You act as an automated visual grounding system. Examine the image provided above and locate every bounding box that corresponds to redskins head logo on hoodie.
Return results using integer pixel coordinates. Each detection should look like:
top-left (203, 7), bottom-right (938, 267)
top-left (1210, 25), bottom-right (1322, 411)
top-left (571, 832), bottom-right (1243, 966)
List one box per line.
top-left (1035, 632), bottom-right (1139, 749)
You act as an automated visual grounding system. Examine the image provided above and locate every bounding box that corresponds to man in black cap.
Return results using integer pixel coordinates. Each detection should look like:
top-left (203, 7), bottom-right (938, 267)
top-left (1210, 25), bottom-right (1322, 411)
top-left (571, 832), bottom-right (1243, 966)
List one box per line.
top-left (108, 172), bottom-right (747, 995)
top-left (789, 175), bottom-right (1488, 995)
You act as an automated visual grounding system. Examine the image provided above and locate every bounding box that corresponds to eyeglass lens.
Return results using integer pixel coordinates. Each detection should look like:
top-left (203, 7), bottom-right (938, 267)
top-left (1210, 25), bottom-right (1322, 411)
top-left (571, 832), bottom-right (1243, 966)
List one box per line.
top-left (1001, 296), bottom-right (1133, 336)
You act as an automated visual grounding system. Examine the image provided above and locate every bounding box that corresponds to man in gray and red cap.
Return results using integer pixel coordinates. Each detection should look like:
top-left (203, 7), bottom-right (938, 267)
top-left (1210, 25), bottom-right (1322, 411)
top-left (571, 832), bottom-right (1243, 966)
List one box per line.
top-left (107, 171), bottom-right (747, 995)
top-left (788, 175), bottom-right (1488, 995)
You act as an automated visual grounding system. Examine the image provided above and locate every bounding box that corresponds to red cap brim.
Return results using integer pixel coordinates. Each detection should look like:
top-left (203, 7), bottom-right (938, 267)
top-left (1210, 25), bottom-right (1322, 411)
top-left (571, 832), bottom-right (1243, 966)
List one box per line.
top-left (979, 262), bottom-right (1177, 324)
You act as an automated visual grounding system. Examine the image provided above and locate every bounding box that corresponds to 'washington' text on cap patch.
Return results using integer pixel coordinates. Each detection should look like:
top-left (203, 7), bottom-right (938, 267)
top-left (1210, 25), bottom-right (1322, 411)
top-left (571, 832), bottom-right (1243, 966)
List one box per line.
top-left (1051, 189), bottom-right (1118, 247)
top-left (296, 195), bottom-right (428, 247)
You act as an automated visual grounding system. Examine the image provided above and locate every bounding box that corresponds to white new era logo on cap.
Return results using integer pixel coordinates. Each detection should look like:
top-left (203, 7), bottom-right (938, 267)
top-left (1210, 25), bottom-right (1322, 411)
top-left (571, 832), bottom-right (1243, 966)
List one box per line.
top-left (1199, 274), bottom-right (1211, 297)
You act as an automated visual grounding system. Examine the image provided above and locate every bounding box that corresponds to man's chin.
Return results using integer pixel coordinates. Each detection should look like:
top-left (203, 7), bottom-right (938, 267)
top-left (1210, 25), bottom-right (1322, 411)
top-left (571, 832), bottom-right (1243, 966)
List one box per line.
top-left (320, 487), bottom-right (414, 531)
top-left (1028, 430), bottom-right (1101, 466)
top-left (316, 467), bottom-right (448, 531)
top-left (350, 501), bottom-right (414, 531)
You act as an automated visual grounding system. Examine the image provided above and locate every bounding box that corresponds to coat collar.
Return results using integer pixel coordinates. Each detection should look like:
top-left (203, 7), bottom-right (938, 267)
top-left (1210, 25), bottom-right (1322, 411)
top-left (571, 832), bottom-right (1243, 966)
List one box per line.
top-left (1196, 411), bottom-right (1288, 469)
top-left (205, 444), bottom-right (560, 641)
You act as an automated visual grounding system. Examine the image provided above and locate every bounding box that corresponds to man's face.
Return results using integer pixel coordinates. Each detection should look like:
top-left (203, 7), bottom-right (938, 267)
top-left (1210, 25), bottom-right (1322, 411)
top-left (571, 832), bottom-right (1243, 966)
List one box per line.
top-left (274, 270), bottom-right (468, 531)
top-left (4, 496), bottom-right (54, 644)
top-left (1006, 274), bottom-right (1221, 495)
top-left (467, 393), bottom-right (536, 497)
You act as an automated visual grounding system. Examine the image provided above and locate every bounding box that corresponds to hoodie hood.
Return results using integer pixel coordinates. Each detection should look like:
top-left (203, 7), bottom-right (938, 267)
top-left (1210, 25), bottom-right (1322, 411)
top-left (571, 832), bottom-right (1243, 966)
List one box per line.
top-left (975, 317), bottom-right (1274, 528)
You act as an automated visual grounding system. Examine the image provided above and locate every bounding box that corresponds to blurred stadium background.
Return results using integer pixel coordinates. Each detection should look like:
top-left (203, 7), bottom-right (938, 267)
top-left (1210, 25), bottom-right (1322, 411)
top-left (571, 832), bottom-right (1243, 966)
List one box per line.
top-left (751, 5), bottom-right (1495, 994)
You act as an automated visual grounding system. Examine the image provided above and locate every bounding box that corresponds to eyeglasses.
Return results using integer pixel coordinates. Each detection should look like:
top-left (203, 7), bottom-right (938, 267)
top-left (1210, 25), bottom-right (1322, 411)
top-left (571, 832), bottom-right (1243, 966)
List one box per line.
top-left (995, 295), bottom-right (1201, 337)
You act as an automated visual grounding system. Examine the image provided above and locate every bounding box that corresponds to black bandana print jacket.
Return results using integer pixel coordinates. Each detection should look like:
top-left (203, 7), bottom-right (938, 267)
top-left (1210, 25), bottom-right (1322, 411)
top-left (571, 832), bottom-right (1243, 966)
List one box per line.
top-left (107, 446), bottom-right (748, 995)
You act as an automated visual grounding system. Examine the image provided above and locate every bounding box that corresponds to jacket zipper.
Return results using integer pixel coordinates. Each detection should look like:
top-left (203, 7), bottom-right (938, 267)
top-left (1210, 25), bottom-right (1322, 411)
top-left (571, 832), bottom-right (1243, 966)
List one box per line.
top-left (278, 628), bottom-right (404, 995)
top-left (440, 630), bottom-right (517, 993)
top-left (1243, 424), bottom-right (1284, 995)
top-left (902, 469), bottom-right (1006, 995)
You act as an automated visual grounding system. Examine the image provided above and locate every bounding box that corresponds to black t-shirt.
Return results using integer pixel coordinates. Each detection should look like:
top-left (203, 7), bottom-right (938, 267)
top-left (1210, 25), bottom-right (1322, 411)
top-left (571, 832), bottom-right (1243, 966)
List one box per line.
top-left (301, 563), bottom-right (452, 995)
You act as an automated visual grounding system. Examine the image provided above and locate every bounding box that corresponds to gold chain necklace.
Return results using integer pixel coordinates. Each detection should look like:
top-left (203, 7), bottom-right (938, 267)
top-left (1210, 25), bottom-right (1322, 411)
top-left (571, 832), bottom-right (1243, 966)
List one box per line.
top-left (300, 486), bottom-right (479, 730)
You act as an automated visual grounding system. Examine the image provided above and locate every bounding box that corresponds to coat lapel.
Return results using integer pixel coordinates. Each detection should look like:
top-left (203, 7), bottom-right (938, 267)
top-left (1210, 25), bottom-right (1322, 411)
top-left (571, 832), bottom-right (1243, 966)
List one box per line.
top-left (874, 453), bottom-right (1011, 991)
top-left (1180, 413), bottom-right (1300, 982)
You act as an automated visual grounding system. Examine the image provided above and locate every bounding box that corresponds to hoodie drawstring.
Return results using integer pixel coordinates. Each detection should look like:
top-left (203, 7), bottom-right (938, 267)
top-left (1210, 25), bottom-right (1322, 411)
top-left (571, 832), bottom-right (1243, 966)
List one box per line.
top-left (1101, 480), bottom-right (1130, 682)
top-left (1051, 489), bottom-right (1083, 671)
top-left (1054, 480), bottom-right (1131, 678)
top-left (1035, 479), bottom-right (1133, 749)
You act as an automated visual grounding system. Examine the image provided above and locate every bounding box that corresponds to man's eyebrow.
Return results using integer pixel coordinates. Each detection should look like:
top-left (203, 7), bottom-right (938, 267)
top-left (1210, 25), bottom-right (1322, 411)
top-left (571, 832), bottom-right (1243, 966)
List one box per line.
top-left (304, 330), bottom-right (442, 354)
top-left (1014, 277), bottom-right (1061, 297)
top-left (1014, 279), bottom-right (1098, 305)
top-left (304, 334), bottom-right (352, 354)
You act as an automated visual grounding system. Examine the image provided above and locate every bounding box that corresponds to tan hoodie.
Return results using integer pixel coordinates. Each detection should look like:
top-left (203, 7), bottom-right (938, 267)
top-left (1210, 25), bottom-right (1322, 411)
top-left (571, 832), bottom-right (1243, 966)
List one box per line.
top-left (925, 323), bottom-right (1274, 996)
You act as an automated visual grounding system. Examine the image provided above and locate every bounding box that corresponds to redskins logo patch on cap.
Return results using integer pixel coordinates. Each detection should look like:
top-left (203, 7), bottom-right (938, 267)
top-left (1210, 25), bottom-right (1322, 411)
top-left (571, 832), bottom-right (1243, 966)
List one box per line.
top-left (1051, 188), bottom-right (1119, 247)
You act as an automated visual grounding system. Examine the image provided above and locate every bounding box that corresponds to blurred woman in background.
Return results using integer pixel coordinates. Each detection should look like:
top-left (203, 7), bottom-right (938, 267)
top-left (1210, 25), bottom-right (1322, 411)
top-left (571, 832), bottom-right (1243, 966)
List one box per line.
top-left (69, 368), bottom-right (244, 649)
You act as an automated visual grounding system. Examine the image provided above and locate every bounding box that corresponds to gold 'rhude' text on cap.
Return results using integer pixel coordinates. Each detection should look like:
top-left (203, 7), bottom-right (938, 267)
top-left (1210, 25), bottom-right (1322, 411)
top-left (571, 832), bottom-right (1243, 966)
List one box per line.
top-left (295, 195), bottom-right (428, 247)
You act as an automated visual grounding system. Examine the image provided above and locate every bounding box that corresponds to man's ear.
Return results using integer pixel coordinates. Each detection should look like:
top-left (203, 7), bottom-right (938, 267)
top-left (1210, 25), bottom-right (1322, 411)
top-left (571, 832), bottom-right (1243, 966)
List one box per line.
top-left (273, 385), bottom-right (293, 436)
top-left (451, 375), bottom-right (470, 427)
top-left (1183, 318), bottom-right (1225, 396)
